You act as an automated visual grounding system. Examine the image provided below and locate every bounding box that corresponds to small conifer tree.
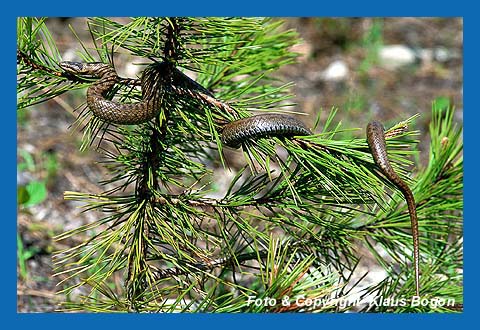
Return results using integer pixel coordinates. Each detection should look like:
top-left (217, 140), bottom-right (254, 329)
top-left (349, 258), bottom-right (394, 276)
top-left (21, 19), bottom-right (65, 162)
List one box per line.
top-left (17, 17), bottom-right (462, 312)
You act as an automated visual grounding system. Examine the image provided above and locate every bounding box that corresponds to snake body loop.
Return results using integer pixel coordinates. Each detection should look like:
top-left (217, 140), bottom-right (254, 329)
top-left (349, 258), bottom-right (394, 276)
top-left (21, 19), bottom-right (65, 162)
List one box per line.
top-left (367, 121), bottom-right (420, 296)
top-left (59, 61), bottom-right (215, 125)
top-left (60, 61), bottom-right (170, 124)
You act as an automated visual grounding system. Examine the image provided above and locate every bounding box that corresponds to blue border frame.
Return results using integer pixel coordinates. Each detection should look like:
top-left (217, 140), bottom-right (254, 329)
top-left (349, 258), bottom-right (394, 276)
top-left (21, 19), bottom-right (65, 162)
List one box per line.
top-left (12, 1), bottom-right (471, 327)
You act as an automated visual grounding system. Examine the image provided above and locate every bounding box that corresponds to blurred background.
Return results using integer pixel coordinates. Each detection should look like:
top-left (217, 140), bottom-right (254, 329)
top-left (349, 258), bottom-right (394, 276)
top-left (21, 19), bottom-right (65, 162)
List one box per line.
top-left (17, 17), bottom-right (463, 312)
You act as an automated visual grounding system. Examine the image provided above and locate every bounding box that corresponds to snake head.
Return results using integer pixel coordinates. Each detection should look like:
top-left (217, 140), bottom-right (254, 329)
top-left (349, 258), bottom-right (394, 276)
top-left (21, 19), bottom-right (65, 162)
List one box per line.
top-left (59, 61), bottom-right (107, 76)
top-left (59, 61), bottom-right (86, 74)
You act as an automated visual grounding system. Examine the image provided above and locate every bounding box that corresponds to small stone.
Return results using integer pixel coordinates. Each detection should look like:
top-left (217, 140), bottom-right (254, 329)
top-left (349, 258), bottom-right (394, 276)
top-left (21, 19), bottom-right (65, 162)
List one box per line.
top-left (321, 60), bottom-right (349, 82)
top-left (417, 48), bottom-right (434, 62)
top-left (433, 47), bottom-right (452, 62)
top-left (416, 47), bottom-right (459, 63)
top-left (379, 44), bottom-right (416, 69)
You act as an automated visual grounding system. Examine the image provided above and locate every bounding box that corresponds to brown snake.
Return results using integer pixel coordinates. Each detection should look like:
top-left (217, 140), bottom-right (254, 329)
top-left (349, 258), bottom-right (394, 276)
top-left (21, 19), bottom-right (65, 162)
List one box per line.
top-left (367, 121), bottom-right (420, 296)
top-left (221, 113), bottom-right (312, 148)
top-left (59, 61), bottom-right (215, 124)
top-left (60, 61), bottom-right (420, 295)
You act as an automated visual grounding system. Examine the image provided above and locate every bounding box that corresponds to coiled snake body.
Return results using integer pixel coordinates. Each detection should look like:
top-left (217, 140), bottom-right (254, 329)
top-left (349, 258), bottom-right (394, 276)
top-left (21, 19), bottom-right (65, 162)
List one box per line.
top-left (59, 61), bottom-right (169, 124)
top-left (60, 61), bottom-right (420, 296)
